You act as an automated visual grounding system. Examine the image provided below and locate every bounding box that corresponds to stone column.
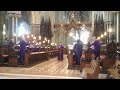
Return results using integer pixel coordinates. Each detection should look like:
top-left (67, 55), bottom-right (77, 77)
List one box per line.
top-left (16, 17), bottom-right (18, 42)
top-left (91, 11), bottom-right (94, 40)
top-left (7, 16), bottom-right (12, 40)
top-left (107, 11), bottom-right (109, 32)
top-left (6, 15), bottom-right (14, 41)
top-left (30, 24), bottom-right (34, 36)
top-left (33, 24), bottom-right (35, 36)
top-left (109, 12), bottom-right (112, 38)
top-left (57, 29), bottom-right (60, 45)
top-left (54, 30), bottom-right (57, 44)
top-left (12, 16), bottom-right (15, 43)
top-left (3, 24), bottom-right (6, 41)
top-left (65, 33), bottom-right (67, 47)
top-left (51, 30), bottom-right (55, 43)
top-left (6, 11), bottom-right (21, 43)
top-left (112, 13), bottom-right (115, 38)
top-left (116, 12), bottom-right (119, 42)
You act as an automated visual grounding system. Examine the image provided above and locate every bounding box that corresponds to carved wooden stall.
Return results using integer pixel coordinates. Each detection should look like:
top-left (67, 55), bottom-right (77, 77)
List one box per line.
top-left (54, 13), bottom-right (92, 69)
top-left (82, 60), bottom-right (100, 79)
top-left (0, 45), bottom-right (9, 65)
top-left (0, 44), bottom-right (19, 67)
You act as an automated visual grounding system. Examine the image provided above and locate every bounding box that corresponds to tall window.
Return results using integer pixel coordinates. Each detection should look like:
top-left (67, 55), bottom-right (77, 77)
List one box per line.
top-left (80, 25), bottom-right (90, 44)
top-left (18, 22), bottom-right (29, 37)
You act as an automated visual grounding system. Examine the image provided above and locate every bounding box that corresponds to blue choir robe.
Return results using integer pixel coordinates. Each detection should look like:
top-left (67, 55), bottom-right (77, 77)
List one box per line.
top-left (91, 40), bottom-right (100, 60)
top-left (19, 40), bottom-right (28, 64)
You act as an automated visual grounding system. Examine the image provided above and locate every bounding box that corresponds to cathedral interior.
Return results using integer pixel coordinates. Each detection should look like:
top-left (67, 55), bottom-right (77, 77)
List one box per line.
top-left (0, 11), bottom-right (120, 79)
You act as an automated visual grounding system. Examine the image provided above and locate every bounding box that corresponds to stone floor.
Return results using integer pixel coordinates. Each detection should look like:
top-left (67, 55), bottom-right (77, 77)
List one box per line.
top-left (0, 55), bottom-right (107, 79)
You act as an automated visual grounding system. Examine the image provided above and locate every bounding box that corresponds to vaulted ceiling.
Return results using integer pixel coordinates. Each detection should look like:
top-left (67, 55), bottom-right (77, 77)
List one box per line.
top-left (64, 11), bottom-right (90, 22)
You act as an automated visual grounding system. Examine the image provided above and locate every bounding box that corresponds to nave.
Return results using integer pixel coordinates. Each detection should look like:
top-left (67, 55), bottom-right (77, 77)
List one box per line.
top-left (0, 55), bottom-right (107, 79)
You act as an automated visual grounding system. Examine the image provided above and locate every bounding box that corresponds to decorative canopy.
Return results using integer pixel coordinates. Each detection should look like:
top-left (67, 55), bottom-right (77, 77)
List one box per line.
top-left (54, 13), bottom-right (92, 32)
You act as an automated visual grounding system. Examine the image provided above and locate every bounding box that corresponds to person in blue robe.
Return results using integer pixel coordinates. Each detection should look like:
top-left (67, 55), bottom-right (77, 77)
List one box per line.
top-left (18, 37), bottom-right (28, 64)
top-left (57, 42), bottom-right (64, 61)
top-left (73, 39), bottom-right (83, 65)
top-left (91, 36), bottom-right (101, 60)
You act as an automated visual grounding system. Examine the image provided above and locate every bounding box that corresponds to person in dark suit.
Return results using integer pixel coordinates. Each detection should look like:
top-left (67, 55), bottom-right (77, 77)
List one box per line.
top-left (73, 39), bottom-right (83, 65)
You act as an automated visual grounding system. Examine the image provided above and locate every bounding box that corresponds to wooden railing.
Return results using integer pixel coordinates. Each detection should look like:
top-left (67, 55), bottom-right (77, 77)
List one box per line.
top-left (82, 60), bottom-right (100, 79)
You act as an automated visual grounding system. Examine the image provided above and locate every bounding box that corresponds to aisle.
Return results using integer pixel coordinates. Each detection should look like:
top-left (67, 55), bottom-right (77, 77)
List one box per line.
top-left (0, 55), bottom-right (107, 79)
top-left (0, 55), bottom-right (81, 79)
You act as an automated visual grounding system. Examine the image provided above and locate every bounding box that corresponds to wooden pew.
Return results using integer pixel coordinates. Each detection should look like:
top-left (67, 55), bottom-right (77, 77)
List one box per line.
top-left (0, 47), bottom-right (9, 65)
top-left (84, 48), bottom-right (93, 61)
top-left (106, 60), bottom-right (120, 79)
top-left (100, 57), bottom-right (116, 73)
top-left (67, 49), bottom-right (74, 69)
top-left (24, 51), bottom-right (48, 67)
top-left (0, 53), bottom-right (3, 66)
top-left (80, 48), bottom-right (93, 72)
top-left (82, 60), bottom-right (100, 79)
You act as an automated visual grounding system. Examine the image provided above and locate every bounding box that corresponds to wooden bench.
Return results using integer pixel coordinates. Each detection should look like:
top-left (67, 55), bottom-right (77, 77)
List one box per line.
top-left (0, 47), bottom-right (9, 65)
top-left (100, 57), bottom-right (116, 73)
top-left (82, 60), bottom-right (100, 79)
top-left (84, 48), bottom-right (93, 61)
top-left (80, 48), bottom-right (93, 72)
top-left (106, 60), bottom-right (120, 79)
top-left (24, 51), bottom-right (48, 67)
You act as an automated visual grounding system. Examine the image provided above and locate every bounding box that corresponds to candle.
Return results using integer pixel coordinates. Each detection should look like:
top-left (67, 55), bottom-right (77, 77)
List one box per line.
top-left (33, 36), bottom-right (36, 39)
top-left (39, 36), bottom-right (41, 40)
top-left (3, 24), bottom-right (6, 35)
top-left (48, 40), bottom-right (50, 43)
top-left (43, 41), bottom-right (45, 43)
top-left (27, 35), bottom-right (30, 38)
top-left (31, 34), bottom-right (33, 37)
top-left (14, 33), bottom-right (16, 36)
top-left (45, 37), bottom-right (47, 41)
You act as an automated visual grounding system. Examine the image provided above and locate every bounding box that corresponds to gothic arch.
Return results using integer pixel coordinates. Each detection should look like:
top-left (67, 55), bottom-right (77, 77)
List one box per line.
top-left (19, 11), bottom-right (31, 25)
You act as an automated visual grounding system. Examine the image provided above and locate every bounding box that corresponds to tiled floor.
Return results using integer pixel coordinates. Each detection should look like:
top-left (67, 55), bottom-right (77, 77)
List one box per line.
top-left (0, 55), bottom-right (107, 79)
top-left (0, 73), bottom-right (82, 79)
top-left (0, 55), bottom-right (82, 79)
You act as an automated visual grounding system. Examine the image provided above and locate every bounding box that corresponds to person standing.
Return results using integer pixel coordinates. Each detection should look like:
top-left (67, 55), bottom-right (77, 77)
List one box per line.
top-left (18, 37), bottom-right (28, 64)
top-left (107, 35), bottom-right (117, 60)
top-left (91, 36), bottom-right (101, 60)
top-left (73, 39), bottom-right (83, 65)
top-left (8, 37), bottom-right (14, 50)
top-left (57, 42), bottom-right (64, 61)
